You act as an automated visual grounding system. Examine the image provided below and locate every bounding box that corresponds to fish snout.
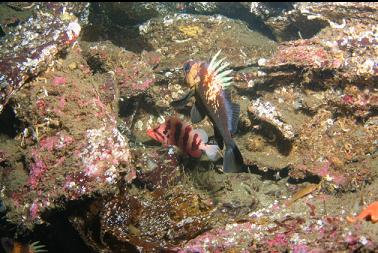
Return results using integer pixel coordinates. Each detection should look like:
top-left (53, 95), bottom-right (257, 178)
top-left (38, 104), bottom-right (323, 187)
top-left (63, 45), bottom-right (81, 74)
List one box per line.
top-left (146, 129), bottom-right (156, 140)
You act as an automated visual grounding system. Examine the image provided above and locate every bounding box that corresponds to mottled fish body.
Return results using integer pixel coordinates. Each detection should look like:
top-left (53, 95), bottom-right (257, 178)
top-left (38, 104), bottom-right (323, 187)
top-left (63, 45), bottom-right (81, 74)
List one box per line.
top-left (174, 50), bottom-right (244, 172)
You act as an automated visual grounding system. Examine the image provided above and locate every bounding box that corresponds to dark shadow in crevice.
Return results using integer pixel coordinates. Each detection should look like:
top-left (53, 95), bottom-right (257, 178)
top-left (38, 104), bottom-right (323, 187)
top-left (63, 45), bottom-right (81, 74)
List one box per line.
top-left (246, 164), bottom-right (290, 182)
top-left (35, 200), bottom-right (94, 253)
top-left (246, 164), bottom-right (322, 185)
top-left (102, 233), bottom-right (139, 253)
top-left (281, 18), bottom-right (329, 41)
top-left (0, 26), bottom-right (5, 37)
top-left (184, 2), bottom-right (280, 41)
top-left (0, 103), bottom-right (22, 138)
top-left (287, 174), bottom-right (322, 185)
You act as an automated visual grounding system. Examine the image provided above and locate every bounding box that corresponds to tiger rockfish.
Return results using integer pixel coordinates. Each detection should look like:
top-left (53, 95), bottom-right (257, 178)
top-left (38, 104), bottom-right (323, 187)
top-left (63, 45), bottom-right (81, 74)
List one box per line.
top-left (171, 50), bottom-right (244, 172)
top-left (147, 116), bottom-right (221, 161)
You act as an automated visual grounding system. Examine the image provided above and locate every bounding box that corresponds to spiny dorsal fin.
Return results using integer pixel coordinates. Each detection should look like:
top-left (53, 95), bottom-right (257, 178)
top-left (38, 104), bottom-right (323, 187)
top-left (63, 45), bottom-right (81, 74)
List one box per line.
top-left (207, 50), bottom-right (234, 90)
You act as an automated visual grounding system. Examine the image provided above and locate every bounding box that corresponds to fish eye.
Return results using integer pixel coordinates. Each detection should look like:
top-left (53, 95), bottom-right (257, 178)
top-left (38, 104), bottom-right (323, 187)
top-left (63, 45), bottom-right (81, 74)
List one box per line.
top-left (183, 61), bottom-right (192, 73)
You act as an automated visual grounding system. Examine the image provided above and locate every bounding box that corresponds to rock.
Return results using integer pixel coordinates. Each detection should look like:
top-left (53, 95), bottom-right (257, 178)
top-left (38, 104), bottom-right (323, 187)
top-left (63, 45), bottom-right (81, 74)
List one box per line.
top-left (0, 2), bottom-right (89, 114)
top-left (138, 13), bottom-right (277, 70)
top-left (81, 41), bottom-right (158, 100)
top-left (232, 3), bottom-right (377, 187)
top-left (265, 2), bottom-right (378, 42)
top-left (248, 98), bottom-right (296, 141)
top-left (0, 45), bottom-right (135, 227)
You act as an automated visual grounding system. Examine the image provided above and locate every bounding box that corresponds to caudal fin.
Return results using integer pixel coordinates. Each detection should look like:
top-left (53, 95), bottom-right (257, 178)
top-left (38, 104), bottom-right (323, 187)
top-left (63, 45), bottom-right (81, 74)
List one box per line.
top-left (223, 142), bottom-right (244, 172)
top-left (203, 144), bottom-right (222, 161)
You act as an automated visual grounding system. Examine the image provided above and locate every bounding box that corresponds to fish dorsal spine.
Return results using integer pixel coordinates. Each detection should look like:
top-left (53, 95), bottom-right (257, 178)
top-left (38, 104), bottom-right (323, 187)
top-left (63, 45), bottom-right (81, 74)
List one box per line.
top-left (207, 50), bottom-right (234, 90)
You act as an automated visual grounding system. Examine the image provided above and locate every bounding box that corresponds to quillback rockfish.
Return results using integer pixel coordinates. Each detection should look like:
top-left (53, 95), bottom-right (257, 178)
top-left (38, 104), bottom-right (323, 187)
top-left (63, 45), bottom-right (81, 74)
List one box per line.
top-left (171, 50), bottom-right (244, 172)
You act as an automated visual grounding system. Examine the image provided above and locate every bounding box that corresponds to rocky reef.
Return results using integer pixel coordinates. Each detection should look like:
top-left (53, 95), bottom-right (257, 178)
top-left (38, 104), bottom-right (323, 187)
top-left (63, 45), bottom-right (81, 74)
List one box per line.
top-left (0, 2), bottom-right (377, 252)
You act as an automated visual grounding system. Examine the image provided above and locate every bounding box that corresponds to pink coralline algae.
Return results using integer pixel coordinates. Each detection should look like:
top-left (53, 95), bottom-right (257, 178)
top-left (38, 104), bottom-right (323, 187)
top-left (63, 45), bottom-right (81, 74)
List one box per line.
top-left (114, 59), bottom-right (156, 97)
top-left (267, 40), bottom-right (337, 69)
top-left (28, 151), bottom-right (48, 189)
top-left (29, 201), bottom-right (40, 220)
top-left (266, 233), bottom-right (288, 249)
top-left (266, 19), bottom-right (378, 86)
top-left (52, 76), bottom-right (67, 85)
top-left (28, 132), bottom-right (74, 189)
top-left (83, 41), bottom-right (158, 98)
top-left (180, 222), bottom-right (257, 252)
top-left (64, 123), bottom-right (135, 198)
top-left (0, 2), bottom-right (89, 113)
top-left (39, 133), bottom-right (74, 152)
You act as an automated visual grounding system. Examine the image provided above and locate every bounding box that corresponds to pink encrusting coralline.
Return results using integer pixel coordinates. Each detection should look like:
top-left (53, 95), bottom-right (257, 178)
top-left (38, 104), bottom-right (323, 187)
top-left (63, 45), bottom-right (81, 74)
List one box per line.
top-left (0, 41), bottom-right (140, 226)
top-left (28, 151), bottom-right (48, 190)
top-left (28, 132), bottom-right (75, 189)
top-left (39, 133), bottom-right (74, 152)
top-left (87, 43), bottom-right (159, 99)
top-left (52, 76), bottom-right (67, 85)
top-left (63, 122), bottom-right (135, 198)
top-left (179, 214), bottom-right (376, 252)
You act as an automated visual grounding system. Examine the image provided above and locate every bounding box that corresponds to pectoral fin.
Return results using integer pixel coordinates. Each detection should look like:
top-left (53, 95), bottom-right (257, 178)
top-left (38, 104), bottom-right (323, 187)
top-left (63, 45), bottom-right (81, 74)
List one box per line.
top-left (191, 101), bottom-right (206, 123)
top-left (170, 89), bottom-right (195, 108)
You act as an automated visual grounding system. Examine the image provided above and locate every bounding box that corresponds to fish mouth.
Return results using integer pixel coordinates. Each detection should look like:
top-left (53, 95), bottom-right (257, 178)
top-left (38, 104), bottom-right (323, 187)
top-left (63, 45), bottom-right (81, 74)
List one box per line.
top-left (146, 129), bottom-right (156, 139)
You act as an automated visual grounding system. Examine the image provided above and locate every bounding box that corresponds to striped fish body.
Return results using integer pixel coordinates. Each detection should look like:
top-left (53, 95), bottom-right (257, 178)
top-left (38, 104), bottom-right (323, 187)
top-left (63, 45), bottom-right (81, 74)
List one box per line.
top-left (147, 117), bottom-right (204, 158)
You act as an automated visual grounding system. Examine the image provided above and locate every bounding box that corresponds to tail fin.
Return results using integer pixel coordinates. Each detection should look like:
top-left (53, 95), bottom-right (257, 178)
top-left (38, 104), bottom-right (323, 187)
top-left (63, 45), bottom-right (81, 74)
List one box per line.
top-left (203, 144), bottom-right (222, 161)
top-left (194, 128), bottom-right (222, 161)
top-left (223, 142), bottom-right (244, 172)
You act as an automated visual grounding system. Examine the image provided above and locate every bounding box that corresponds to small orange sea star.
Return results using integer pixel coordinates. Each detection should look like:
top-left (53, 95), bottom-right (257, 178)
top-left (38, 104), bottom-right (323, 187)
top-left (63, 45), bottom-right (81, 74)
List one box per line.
top-left (347, 201), bottom-right (378, 223)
